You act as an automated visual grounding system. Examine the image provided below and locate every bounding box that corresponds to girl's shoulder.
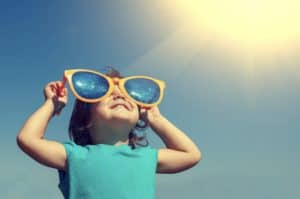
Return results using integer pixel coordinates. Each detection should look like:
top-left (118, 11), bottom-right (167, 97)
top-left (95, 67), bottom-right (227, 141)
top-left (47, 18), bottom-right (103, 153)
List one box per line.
top-left (60, 140), bottom-right (89, 158)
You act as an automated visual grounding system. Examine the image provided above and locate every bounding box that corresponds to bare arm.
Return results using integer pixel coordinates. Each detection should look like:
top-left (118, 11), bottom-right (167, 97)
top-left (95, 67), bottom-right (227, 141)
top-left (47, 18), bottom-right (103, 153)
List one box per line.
top-left (141, 107), bottom-right (202, 173)
top-left (16, 81), bottom-right (68, 171)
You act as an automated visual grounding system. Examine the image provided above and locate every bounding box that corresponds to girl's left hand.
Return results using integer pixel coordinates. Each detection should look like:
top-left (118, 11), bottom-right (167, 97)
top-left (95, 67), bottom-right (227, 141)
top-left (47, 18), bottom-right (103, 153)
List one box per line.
top-left (140, 106), bottom-right (162, 127)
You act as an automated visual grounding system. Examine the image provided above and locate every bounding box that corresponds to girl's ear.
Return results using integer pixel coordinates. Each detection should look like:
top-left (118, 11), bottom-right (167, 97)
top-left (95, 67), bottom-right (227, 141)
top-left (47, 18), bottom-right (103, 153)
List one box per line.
top-left (137, 107), bottom-right (149, 129)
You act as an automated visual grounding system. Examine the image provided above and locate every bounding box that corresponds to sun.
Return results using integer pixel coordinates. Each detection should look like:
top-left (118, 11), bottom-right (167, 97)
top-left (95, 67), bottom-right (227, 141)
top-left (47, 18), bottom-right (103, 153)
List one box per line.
top-left (172, 0), bottom-right (299, 57)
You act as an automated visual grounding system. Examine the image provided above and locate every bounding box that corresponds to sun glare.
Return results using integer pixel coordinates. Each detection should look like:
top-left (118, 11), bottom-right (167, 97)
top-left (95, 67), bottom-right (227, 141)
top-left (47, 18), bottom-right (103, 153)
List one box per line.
top-left (173, 0), bottom-right (299, 57)
top-left (132, 1), bottom-right (299, 104)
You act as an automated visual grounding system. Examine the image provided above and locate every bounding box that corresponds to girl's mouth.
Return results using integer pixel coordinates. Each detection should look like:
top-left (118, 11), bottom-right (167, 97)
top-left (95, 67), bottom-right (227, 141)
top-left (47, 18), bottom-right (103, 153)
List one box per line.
top-left (110, 103), bottom-right (130, 111)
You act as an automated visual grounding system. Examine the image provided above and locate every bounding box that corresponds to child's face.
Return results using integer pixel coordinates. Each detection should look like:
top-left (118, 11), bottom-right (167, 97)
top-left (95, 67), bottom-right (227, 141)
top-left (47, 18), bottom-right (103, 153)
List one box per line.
top-left (89, 83), bottom-right (140, 129)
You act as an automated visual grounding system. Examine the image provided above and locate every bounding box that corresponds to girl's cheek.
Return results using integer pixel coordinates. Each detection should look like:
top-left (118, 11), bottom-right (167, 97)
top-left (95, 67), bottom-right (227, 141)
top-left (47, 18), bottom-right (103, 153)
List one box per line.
top-left (134, 106), bottom-right (140, 120)
top-left (90, 103), bottom-right (107, 118)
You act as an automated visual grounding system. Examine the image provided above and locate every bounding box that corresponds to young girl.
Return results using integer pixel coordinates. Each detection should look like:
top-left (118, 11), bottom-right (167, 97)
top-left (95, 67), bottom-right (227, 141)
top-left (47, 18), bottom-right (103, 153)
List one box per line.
top-left (17, 67), bottom-right (202, 199)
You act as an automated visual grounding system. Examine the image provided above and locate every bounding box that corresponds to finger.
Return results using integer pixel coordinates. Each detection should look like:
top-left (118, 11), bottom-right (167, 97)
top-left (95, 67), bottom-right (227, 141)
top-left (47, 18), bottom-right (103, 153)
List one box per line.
top-left (55, 81), bottom-right (61, 90)
top-left (54, 81), bottom-right (63, 96)
top-left (46, 83), bottom-right (56, 94)
top-left (140, 107), bottom-right (146, 113)
top-left (141, 107), bottom-right (150, 112)
top-left (58, 81), bottom-right (63, 87)
top-left (60, 87), bottom-right (68, 97)
top-left (50, 84), bottom-right (55, 92)
top-left (49, 81), bottom-right (58, 87)
top-left (63, 87), bottom-right (68, 95)
top-left (46, 82), bottom-right (61, 96)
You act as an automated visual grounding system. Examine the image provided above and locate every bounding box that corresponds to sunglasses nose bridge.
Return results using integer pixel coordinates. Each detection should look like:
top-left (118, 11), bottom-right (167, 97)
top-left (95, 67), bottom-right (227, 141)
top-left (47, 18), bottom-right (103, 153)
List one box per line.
top-left (112, 77), bottom-right (121, 90)
top-left (111, 77), bottom-right (124, 96)
top-left (112, 77), bottom-right (120, 84)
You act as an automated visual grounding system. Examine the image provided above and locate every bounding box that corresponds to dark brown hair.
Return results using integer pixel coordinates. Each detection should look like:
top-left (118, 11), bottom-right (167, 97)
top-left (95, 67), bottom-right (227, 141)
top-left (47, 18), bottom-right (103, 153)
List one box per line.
top-left (68, 66), bottom-right (149, 149)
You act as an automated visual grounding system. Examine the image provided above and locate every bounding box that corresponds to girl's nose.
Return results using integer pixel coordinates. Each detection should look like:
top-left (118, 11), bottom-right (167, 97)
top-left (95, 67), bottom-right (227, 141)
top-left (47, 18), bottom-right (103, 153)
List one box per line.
top-left (111, 77), bottom-right (126, 99)
top-left (111, 84), bottom-right (125, 99)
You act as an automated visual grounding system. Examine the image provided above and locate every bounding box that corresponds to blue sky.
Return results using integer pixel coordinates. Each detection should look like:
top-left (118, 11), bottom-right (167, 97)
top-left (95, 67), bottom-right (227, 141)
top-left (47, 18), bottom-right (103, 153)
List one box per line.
top-left (1, 1), bottom-right (299, 198)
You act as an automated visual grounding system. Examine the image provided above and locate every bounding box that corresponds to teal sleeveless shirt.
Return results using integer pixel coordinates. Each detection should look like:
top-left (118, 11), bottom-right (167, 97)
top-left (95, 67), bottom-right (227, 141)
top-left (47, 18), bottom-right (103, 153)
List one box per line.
top-left (57, 141), bottom-right (158, 199)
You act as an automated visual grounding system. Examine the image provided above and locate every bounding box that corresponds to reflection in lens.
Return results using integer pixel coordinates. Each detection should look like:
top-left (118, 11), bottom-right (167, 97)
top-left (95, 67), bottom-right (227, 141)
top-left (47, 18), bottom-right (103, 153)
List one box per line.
top-left (72, 72), bottom-right (109, 99)
top-left (125, 78), bottom-right (160, 104)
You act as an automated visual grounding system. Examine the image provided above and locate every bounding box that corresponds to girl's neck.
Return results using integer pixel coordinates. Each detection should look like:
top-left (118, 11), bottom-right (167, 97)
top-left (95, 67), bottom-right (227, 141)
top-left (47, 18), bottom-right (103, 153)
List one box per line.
top-left (89, 123), bottom-right (132, 146)
top-left (91, 137), bottom-right (129, 146)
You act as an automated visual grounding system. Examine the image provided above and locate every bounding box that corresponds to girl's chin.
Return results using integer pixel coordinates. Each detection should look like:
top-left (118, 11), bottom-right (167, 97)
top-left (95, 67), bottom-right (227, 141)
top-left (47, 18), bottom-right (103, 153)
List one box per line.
top-left (109, 113), bottom-right (137, 123)
top-left (107, 119), bottom-right (137, 129)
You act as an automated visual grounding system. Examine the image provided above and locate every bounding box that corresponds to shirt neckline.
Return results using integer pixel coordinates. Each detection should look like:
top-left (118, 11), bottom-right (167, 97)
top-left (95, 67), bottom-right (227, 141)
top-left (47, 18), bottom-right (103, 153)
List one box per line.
top-left (100, 143), bottom-right (129, 147)
top-left (92, 143), bottom-right (132, 149)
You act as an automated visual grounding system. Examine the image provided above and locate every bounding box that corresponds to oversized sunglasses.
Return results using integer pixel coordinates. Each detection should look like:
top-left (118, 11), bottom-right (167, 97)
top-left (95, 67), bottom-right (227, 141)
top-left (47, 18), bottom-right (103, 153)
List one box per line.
top-left (59, 69), bottom-right (166, 108)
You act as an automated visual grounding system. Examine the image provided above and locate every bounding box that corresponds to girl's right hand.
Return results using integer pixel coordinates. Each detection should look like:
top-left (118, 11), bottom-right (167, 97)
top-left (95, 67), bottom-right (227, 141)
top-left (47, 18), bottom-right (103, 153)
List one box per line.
top-left (43, 81), bottom-right (68, 116)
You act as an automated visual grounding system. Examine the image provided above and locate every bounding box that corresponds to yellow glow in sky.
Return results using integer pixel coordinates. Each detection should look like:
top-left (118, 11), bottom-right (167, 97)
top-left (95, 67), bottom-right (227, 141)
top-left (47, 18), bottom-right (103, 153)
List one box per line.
top-left (174, 0), bottom-right (299, 56)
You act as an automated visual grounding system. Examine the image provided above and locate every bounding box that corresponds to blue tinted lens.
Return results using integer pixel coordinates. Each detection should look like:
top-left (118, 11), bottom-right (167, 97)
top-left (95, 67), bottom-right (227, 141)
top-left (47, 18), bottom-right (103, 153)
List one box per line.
top-left (72, 72), bottom-right (109, 99)
top-left (125, 78), bottom-right (160, 104)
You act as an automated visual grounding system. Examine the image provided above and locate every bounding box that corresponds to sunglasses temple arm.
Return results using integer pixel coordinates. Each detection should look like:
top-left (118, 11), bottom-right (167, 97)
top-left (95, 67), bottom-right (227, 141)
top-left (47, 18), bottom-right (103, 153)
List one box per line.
top-left (54, 75), bottom-right (67, 116)
top-left (57, 76), bottom-right (67, 97)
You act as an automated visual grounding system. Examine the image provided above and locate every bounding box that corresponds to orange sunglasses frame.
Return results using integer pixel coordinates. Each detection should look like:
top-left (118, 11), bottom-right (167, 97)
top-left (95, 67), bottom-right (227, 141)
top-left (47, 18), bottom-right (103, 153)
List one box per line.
top-left (60, 69), bottom-right (166, 108)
